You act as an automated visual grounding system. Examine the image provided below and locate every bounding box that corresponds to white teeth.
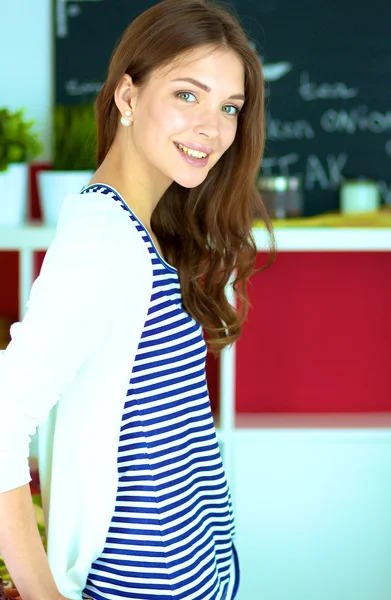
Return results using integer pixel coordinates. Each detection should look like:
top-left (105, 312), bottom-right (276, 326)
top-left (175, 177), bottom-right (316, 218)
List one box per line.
top-left (177, 143), bottom-right (207, 159)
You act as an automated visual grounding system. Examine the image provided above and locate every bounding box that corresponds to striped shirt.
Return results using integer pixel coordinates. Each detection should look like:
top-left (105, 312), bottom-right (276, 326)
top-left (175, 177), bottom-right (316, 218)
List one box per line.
top-left (80, 184), bottom-right (240, 600)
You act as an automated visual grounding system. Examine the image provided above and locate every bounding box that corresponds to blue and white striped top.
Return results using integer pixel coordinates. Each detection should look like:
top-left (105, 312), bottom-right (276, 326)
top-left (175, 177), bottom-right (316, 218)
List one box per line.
top-left (80, 184), bottom-right (240, 600)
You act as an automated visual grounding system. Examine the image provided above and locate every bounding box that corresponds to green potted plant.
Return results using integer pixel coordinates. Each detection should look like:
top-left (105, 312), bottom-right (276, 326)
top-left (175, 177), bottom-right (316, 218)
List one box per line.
top-left (38, 104), bottom-right (97, 226)
top-left (0, 108), bottom-right (43, 226)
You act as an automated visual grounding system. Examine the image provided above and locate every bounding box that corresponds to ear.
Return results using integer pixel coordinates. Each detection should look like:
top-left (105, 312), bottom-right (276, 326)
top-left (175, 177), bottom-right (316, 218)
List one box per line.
top-left (114, 74), bottom-right (138, 116)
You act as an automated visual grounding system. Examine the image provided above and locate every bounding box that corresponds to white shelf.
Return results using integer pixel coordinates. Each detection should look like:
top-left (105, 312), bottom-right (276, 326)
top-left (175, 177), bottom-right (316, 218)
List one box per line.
top-left (0, 223), bottom-right (55, 250)
top-left (235, 412), bottom-right (391, 430)
top-left (1, 224), bottom-right (391, 252)
top-left (216, 413), bottom-right (391, 442)
top-left (254, 226), bottom-right (391, 251)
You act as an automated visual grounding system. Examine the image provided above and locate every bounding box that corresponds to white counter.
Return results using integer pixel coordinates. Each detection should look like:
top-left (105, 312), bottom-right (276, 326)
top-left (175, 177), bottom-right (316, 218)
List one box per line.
top-left (1, 223), bottom-right (391, 251)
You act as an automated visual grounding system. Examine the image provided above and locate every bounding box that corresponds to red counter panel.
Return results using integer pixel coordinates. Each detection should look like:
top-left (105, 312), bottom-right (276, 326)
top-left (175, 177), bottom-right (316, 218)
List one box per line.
top-left (236, 252), bottom-right (391, 413)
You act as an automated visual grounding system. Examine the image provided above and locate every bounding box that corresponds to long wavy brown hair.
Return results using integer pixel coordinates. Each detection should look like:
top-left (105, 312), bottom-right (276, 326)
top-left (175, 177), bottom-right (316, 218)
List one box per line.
top-left (95, 0), bottom-right (276, 355)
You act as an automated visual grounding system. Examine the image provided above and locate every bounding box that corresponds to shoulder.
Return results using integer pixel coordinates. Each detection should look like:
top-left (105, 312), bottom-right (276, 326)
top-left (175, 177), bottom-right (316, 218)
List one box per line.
top-left (43, 191), bottom-right (153, 306)
top-left (57, 190), bottom-right (138, 241)
top-left (53, 190), bottom-right (148, 258)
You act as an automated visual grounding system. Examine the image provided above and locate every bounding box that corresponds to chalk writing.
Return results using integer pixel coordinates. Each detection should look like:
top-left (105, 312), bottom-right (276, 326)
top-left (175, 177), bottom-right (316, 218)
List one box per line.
top-left (65, 79), bottom-right (103, 96)
top-left (321, 106), bottom-right (391, 134)
top-left (305, 154), bottom-right (348, 190)
top-left (55, 1), bottom-right (391, 215)
top-left (378, 181), bottom-right (391, 205)
top-left (261, 153), bottom-right (300, 177)
top-left (299, 72), bottom-right (359, 102)
top-left (266, 111), bottom-right (314, 140)
top-left (262, 153), bottom-right (348, 191)
top-left (56, 0), bottom-right (103, 38)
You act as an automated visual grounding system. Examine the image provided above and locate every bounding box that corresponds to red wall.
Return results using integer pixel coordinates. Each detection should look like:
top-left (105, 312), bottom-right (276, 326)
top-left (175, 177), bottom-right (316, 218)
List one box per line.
top-left (236, 251), bottom-right (391, 413)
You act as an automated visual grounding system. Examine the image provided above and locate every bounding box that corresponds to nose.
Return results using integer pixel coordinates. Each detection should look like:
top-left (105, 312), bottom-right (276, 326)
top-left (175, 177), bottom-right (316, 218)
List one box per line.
top-left (193, 110), bottom-right (220, 139)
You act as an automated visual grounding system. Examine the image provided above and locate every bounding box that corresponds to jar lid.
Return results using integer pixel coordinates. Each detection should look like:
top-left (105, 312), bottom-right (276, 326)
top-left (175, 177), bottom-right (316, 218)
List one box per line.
top-left (257, 176), bottom-right (289, 191)
top-left (341, 179), bottom-right (378, 188)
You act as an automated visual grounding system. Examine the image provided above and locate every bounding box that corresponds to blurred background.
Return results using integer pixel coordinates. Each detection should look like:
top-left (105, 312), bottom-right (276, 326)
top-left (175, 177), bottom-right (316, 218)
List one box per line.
top-left (1, 1), bottom-right (391, 599)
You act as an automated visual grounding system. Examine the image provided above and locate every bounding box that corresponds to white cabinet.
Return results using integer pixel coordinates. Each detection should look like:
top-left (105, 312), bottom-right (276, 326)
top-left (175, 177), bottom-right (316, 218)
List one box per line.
top-left (233, 419), bottom-right (391, 600)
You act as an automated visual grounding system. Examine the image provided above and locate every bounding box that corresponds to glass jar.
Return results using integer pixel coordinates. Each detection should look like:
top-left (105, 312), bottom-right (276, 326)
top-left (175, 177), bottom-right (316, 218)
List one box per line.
top-left (256, 175), bottom-right (304, 219)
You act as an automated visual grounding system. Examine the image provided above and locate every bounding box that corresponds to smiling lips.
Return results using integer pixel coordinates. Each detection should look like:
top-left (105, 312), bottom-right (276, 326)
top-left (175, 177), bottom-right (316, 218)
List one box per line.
top-left (174, 142), bottom-right (210, 166)
top-left (174, 141), bottom-right (214, 156)
top-left (175, 143), bottom-right (208, 159)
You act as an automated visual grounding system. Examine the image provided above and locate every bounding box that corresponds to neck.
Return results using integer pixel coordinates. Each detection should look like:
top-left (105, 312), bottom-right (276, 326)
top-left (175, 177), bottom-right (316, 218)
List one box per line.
top-left (91, 135), bottom-right (173, 228)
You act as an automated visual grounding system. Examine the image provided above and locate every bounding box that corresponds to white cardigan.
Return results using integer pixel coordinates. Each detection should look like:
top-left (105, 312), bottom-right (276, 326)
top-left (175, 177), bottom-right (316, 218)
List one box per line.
top-left (0, 189), bottom-right (159, 599)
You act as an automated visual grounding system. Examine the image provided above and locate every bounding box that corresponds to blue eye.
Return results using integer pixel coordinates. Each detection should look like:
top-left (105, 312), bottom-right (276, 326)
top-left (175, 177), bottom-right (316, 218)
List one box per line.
top-left (176, 91), bottom-right (241, 116)
top-left (176, 91), bottom-right (197, 102)
top-left (223, 105), bottom-right (241, 116)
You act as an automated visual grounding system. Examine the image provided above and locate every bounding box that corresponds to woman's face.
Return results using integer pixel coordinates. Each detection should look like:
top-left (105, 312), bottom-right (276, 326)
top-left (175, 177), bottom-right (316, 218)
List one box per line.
top-left (127, 46), bottom-right (245, 189)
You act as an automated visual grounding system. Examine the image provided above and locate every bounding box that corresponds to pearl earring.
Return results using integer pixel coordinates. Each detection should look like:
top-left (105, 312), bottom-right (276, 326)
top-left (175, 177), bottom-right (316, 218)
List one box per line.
top-left (120, 109), bottom-right (133, 127)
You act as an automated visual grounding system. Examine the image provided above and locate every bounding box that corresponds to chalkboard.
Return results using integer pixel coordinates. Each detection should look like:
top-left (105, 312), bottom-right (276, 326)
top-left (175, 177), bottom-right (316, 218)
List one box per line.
top-left (54, 0), bottom-right (391, 216)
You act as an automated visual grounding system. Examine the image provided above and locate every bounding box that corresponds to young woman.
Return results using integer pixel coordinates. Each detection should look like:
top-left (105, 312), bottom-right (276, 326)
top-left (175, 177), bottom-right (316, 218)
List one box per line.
top-left (0, 1), bottom-right (275, 599)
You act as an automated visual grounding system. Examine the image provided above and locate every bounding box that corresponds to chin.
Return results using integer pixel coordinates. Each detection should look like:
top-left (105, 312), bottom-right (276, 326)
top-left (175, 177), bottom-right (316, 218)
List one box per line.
top-left (173, 172), bottom-right (209, 189)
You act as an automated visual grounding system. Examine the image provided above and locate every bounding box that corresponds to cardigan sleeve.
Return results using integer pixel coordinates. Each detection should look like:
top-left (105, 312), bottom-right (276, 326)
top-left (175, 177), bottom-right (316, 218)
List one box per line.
top-left (0, 194), bottom-right (128, 493)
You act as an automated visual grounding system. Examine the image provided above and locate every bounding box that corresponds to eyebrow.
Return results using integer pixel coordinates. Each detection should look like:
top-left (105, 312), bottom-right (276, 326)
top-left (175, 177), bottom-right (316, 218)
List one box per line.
top-left (170, 77), bottom-right (245, 101)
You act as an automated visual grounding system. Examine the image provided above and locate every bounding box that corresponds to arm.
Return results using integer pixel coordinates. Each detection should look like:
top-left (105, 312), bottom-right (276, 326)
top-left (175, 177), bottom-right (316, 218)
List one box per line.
top-left (0, 483), bottom-right (65, 600)
top-left (0, 195), bottom-right (126, 599)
